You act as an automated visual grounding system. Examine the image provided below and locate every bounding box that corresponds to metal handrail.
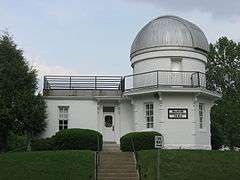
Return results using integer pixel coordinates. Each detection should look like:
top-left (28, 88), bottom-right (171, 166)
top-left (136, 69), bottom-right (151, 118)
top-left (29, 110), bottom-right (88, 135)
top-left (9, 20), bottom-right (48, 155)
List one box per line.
top-left (95, 135), bottom-right (100, 180)
top-left (124, 70), bottom-right (206, 91)
top-left (44, 75), bottom-right (123, 91)
top-left (124, 69), bottom-right (205, 78)
top-left (131, 137), bottom-right (141, 180)
top-left (43, 70), bottom-right (207, 92)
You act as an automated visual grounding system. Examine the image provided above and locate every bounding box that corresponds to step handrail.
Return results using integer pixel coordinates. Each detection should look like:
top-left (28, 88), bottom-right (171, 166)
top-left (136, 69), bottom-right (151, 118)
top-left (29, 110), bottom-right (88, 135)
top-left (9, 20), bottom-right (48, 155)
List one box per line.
top-left (131, 137), bottom-right (141, 180)
top-left (95, 136), bottom-right (100, 180)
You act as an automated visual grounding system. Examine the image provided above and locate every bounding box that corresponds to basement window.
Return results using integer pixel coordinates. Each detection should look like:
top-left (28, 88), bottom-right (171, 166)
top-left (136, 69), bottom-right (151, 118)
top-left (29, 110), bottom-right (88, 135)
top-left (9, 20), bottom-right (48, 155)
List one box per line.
top-left (145, 103), bottom-right (154, 128)
top-left (58, 106), bottom-right (69, 130)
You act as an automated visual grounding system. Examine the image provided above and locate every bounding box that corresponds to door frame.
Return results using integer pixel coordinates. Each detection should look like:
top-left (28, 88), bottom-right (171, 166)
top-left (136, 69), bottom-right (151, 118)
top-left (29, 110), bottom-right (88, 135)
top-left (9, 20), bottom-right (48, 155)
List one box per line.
top-left (103, 112), bottom-right (116, 142)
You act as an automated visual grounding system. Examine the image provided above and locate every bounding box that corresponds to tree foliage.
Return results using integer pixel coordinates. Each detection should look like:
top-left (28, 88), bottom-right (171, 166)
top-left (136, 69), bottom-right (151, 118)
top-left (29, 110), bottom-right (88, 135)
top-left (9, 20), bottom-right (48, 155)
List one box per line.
top-left (207, 37), bottom-right (240, 149)
top-left (0, 33), bottom-right (47, 151)
top-left (16, 93), bottom-right (47, 151)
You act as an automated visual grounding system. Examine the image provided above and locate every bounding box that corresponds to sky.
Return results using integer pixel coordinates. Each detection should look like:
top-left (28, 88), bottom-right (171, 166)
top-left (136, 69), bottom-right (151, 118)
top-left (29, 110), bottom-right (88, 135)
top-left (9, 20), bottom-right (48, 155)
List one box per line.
top-left (0, 0), bottom-right (240, 89)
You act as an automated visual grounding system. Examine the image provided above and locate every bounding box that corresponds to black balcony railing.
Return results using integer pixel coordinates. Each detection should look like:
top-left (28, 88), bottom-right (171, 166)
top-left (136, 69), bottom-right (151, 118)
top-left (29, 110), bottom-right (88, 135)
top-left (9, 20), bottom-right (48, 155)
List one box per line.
top-left (44, 75), bottom-right (123, 90)
top-left (123, 70), bottom-right (206, 91)
top-left (43, 71), bottom-right (206, 92)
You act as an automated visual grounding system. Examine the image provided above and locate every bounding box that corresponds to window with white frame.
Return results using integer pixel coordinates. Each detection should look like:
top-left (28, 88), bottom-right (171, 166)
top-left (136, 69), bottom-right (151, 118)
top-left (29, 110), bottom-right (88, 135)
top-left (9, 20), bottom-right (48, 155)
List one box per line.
top-left (199, 103), bottom-right (204, 129)
top-left (58, 106), bottom-right (69, 130)
top-left (145, 103), bottom-right (154, 128)
top-left (171, 58), bottom-right (182, 71)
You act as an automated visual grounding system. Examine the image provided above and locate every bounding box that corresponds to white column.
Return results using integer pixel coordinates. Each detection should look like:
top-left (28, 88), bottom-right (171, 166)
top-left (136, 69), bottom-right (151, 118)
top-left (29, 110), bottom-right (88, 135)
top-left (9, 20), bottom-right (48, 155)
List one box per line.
top-left (97, 101), bottom-right (103, 133)
top-left (158, 92), bottom-right (164, 132)
top-left (115, 104), bottom-right (121, 144)
top-left (131, 99), bottom-right (138, 131)
top-left (192, 94), bottom-right (200, 147)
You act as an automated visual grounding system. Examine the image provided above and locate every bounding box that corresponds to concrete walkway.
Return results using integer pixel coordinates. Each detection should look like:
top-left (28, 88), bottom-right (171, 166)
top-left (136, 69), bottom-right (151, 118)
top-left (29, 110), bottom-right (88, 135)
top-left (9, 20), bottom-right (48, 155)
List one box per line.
top-left (97, 142), bottom-right (139, 180)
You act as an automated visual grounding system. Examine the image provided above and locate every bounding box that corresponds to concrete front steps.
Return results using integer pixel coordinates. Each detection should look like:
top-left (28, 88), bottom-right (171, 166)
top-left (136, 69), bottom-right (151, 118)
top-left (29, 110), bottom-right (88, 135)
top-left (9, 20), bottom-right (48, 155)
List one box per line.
top-left (97, 143), bottom-right (139, 180)
top-left (101, 142), bottom-right (121, 152)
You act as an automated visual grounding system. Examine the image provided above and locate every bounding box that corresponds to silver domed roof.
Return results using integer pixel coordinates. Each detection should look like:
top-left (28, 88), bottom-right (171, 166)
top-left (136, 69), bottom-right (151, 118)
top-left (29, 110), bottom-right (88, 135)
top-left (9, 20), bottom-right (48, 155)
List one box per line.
top-left (131, 15), bottom-right (209, 56)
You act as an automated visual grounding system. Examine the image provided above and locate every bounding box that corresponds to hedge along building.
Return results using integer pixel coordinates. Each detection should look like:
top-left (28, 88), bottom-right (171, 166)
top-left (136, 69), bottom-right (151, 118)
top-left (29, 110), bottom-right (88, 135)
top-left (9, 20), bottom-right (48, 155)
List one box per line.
top-left (43, 15), bottom-right (221, 149)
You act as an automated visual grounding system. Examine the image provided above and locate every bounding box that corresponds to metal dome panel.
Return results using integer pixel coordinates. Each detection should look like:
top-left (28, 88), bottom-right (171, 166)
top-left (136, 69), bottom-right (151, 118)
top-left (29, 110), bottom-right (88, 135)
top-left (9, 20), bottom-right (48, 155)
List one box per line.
top-left (131, 16), bottom-right (209, 55)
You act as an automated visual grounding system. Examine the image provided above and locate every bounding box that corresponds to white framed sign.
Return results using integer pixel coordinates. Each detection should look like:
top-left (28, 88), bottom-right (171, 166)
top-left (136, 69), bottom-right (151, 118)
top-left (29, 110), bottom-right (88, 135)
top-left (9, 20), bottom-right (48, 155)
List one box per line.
top-left (155, 136), bottom-right (164, 149)
top-left (168, 108), bottom-right (188, 119)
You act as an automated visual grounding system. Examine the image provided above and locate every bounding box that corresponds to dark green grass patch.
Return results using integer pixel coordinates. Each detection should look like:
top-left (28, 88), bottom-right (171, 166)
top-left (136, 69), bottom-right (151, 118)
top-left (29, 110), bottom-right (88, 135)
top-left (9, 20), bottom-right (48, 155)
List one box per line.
top-left (0, 150), bottom-right (94, 180)
top-left (138, 149), bottom-right (240, 180)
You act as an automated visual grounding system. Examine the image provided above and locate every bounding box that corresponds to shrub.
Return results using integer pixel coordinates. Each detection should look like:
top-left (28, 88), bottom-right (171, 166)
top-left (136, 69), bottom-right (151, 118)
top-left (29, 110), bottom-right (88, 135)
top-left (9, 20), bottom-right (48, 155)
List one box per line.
top-left (7, 132), bottom-right (27, 151)
top-left (31, 138), bottom-right (55, 151)
top-left (120, 131), bottom-right (162, 151)
top-left (211, 122), bottom-right (225, 150)
top-left (54, 129), bottom-right (103, 151)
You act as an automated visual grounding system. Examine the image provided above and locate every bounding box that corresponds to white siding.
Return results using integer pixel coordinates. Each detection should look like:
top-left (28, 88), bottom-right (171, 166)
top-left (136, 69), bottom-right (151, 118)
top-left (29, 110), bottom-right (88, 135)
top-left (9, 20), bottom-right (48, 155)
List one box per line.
top-left (120, 101), bottom-right (134, 138)
top-left (42, 99), bottom-right (98, 138)
top-left (161, 94), bottom-right (195, 148)
top-left (132, 49), bottom-right (206, 74)
top-left (194, 97), bottom-right (212, 149)
top-left (130, 93), bottom-right (212, 149)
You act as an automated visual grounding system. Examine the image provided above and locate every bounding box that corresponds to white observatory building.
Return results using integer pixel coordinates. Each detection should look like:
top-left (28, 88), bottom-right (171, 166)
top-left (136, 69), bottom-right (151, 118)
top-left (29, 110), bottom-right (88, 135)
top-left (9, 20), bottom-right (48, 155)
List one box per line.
top-left (43, 15), bottom-right (220, 149)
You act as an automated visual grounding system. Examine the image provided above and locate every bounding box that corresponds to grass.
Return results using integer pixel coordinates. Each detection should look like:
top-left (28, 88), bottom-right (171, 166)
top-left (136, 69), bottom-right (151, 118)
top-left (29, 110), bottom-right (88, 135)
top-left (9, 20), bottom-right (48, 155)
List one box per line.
top-left (137, 149), bottom-right (240, 180)
top-left (0, 150), bottom-right (95, 180)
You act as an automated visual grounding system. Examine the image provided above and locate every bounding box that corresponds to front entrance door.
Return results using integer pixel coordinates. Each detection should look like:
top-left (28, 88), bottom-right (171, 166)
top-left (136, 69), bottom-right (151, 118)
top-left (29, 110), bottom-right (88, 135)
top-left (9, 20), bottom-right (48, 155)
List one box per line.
top-left (103, 113), bottom-right (115, 142)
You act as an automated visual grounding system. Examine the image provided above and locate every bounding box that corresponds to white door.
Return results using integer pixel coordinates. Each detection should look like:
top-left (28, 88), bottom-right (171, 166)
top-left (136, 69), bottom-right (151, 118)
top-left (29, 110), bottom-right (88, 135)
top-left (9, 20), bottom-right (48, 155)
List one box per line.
top-left (103, 113), bottom-right (115, 142)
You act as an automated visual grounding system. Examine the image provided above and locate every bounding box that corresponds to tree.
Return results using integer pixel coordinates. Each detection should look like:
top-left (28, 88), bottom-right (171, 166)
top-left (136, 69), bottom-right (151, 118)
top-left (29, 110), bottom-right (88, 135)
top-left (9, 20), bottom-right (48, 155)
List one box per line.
top-left (16, 93), bottom-right (47, 151)
top-left (207, 37), bottom-right (240, 92)
top-left (0, 97), bottom-right (14, 151)
top-left (0, 33), bottom-right (46, 152)
top-left (207, 37), bottom-right (240, 149)
top-left (211, 120), bottom-right (225, 150)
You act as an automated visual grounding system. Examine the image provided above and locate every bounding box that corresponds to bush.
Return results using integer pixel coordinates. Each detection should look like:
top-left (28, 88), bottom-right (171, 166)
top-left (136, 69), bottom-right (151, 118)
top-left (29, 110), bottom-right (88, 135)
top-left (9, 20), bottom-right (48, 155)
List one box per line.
top-left (211, 122), bottom-right (225, 150)
top-left (54, 129), bottom-right (103, 151)
top-left (7, 132), bottom-right (27, 151)
top-left (120, 131), bottom-right (162, 151)
top-left (31, 138), bottom-right (55, 151)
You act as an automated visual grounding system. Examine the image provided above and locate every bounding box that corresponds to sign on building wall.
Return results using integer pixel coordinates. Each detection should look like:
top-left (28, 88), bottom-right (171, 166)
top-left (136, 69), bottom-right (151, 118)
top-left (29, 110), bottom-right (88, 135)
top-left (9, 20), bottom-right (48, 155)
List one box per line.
top-left (168, 108), bottom-right (188, 119)
top-left (155, 136), bottom-right (164, 149)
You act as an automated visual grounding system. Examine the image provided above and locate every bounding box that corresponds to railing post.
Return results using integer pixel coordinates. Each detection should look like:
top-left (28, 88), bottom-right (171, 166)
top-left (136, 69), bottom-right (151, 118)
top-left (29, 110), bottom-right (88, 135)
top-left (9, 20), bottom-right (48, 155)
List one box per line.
top-left (121, 77), bottom-right (125, 92)
top-left (69, 76), bottom-right (72, 89)
top-left (95, 135), bottom-right (100, 180)
top-left (190, 74), bottom-right (193, 87)
top-left (95, 76), bottom-right (97, 89)
top-left (157, 71), bottom-right (159, 87)
top-left (43, 76), bottom-right (46, 89)
top-left (197, 72), bottom-right (200, 87)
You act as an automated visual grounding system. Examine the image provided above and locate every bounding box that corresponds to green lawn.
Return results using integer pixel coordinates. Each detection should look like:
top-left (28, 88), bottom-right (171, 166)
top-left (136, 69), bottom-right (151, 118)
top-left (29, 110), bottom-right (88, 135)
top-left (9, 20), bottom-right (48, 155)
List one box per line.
top-left (0, 150), bottom-right (94, 180)
top-left (138, 149), bottom-right (240, 180)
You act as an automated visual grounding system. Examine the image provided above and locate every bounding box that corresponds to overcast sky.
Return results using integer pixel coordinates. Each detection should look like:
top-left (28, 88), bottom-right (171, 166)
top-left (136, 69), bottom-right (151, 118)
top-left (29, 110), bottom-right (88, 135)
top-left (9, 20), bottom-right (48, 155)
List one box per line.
top-left (0, 0), bottom-right (240, 89)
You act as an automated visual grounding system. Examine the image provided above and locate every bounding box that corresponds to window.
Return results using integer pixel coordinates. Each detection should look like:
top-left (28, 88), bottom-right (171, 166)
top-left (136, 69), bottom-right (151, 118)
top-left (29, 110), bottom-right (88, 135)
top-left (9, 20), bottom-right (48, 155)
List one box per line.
top-left (58, 106), bottom-right (69, 130)
top-left (104, 115), bottom-right (113, 128)
top-left (145, 103), bottom-right (154, 128)
top-left (199, 103), bottom-right (204, 129)
top-left (171, 58), bottom-right (182, 86)
top-left (171, 58), bottom-right (182, 71)
top-left (103, 106), bottom-right (115, 112)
